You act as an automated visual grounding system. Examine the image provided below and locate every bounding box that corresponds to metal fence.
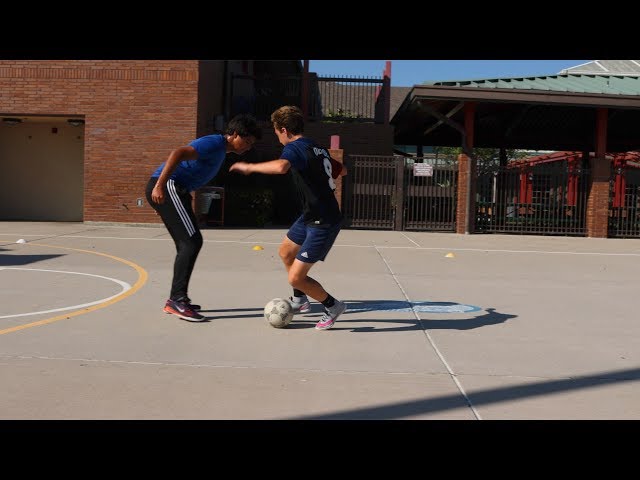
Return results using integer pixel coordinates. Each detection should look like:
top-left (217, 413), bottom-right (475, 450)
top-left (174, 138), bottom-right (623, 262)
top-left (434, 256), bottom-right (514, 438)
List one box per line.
top-left (230, 73), bottom-right (386, 123)
top-left (608, 164), bottom-right (640, 238)
top-left (476, 162), bottom-right (590, 235)
top-left (403, 157), bottom-right (458, 231)
top-left (341, 157), bottom-right (640, 237)
top-left (342, 155), bottom-right (458, 231)
top-left (309, 76), bottom-right (385, 122)
top-left (343, 156), bottom-right (397, 229)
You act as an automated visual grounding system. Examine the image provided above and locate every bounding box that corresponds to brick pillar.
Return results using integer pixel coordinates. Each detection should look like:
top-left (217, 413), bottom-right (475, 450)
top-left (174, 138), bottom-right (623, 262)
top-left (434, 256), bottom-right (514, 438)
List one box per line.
top-left (586, 157), bottom-right (610, 237)
top-left (587, 108), bottom-right (609, 238)
top-left (329, 148), bottom-right (344, 210)
top-left (456, 153), bottom-right (470, 234)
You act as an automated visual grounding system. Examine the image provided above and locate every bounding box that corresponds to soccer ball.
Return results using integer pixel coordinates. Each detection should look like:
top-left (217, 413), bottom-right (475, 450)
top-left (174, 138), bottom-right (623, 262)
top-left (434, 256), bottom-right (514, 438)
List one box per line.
top-left (264, 297), bottom-right (294, 328)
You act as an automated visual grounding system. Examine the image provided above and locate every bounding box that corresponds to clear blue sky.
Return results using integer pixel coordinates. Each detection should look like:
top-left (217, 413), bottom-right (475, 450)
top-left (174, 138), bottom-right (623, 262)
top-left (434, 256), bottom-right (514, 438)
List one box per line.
top-left (309, 60), bottom-right (590, 87)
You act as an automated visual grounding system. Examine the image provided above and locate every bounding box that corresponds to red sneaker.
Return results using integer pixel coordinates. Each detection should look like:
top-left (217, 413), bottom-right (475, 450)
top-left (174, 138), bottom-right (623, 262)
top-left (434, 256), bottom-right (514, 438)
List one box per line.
top-left (163, 299), bottom-right (206, 322)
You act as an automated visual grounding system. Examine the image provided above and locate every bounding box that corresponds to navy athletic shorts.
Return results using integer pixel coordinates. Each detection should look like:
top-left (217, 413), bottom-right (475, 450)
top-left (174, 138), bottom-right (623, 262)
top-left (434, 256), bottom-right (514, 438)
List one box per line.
top-left (287, 215), bottom-right (341, 263)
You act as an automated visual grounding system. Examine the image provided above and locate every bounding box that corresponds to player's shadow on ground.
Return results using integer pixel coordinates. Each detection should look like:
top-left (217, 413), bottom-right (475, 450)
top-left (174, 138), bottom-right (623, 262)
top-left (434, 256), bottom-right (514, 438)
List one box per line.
top-left (287, 300), bottom-right (517, 332)
top-left (198, 301), bottom-right (517, 330)
top-left (0, 254), bottom-right (65, 266)
top-left (199, 307), bottom-right (264, 321)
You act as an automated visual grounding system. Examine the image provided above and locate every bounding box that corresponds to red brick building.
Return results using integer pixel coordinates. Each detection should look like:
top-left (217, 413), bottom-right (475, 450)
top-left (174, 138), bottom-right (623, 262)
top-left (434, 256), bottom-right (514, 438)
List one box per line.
top-left (0, 60), bottom-right (393, 225)
top-left (0, 60), bottom-right (225, 223)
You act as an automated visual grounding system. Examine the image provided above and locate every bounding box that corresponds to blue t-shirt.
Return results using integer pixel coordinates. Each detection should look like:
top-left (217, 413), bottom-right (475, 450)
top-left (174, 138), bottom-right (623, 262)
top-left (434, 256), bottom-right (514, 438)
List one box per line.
top-left (151, 134), bottom-right (226, 191)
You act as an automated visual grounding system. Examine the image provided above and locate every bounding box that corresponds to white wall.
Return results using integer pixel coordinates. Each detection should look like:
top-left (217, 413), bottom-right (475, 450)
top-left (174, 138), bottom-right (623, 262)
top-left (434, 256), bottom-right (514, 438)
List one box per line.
top-left (0, 118), bottom-right (84, 221)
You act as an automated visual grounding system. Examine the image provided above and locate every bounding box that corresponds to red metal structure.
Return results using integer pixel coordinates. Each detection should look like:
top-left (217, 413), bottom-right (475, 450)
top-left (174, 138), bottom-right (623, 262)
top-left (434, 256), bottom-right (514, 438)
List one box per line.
top-left (507, 150), bottom-right (640, 207)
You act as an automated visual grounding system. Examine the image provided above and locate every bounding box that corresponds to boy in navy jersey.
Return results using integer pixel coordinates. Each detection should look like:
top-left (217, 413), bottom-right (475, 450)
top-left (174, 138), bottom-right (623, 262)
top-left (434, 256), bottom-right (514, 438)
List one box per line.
top-left (146, 114), bottom-right (261, 321)
top-left (230, 106), bottom-right (347, 330)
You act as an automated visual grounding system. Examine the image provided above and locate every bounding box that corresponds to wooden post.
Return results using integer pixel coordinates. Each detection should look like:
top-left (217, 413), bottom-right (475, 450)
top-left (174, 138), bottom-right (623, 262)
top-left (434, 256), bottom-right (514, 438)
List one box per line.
top-left (463, 101), bottom-right (476, 234)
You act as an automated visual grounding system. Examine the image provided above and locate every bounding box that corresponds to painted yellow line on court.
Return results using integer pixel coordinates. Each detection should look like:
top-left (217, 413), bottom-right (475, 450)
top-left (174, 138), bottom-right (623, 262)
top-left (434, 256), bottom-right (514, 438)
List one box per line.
top-left (0, 242), bottom-right (148, 336)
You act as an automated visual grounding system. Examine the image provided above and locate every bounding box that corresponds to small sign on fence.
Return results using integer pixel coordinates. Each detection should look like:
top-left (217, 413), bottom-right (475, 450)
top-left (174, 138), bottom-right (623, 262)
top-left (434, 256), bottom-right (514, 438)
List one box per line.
top-left (413, 163), bottom-right (433, 177)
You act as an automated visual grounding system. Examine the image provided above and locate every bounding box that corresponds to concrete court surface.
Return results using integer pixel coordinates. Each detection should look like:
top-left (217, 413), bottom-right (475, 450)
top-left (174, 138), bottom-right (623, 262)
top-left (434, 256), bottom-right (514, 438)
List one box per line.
top-left (0, 221), bottom-right (639, 420)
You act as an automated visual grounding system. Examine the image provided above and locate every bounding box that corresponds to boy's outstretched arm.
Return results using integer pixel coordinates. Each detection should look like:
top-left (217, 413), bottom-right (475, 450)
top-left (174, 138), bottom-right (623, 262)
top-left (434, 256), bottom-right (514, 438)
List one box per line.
top-left (230, 159), bottom-right (290, 175)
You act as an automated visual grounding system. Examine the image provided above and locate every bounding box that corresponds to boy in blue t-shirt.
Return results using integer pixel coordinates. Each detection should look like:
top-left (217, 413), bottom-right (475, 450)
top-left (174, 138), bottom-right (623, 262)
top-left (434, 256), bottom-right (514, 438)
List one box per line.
top-left (146, 114), bottom-right (261, 321)
top-left (230, 106), bottom-right (348, 330)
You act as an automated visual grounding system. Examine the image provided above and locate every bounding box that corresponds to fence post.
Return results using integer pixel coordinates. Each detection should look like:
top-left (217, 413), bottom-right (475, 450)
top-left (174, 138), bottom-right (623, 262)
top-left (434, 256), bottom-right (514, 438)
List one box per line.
top-left (394, 156), bottom-right (405, 231)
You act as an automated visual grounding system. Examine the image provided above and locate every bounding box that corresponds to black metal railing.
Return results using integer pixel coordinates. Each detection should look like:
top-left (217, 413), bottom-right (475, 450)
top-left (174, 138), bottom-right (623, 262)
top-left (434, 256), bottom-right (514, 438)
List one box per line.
top-left (475, 162), bottom-right (590, 236)
top-left (229, 73), bottom-right (387, 123)
top-left (402, 156), bottom-right (458, 231)
top-left (309, 76), bottom-right (385, 123)
top-left (608, 164), bottom-right (640, 238)
top-left (343, 155), bottom-right (398, 229)
top-left (342, 155), bottom-right (458, 231)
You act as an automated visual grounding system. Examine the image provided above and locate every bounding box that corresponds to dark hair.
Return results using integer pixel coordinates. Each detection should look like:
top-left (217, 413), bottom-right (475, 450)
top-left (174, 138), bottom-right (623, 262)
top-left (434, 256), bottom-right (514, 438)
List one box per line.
top-left (226, 113), bottom-right (262, 140)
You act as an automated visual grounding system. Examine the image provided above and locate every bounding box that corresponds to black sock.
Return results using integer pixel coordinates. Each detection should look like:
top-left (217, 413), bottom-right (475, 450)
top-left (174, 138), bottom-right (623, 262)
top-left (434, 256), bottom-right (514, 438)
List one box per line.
top-left (293, 289), bottom-right (305, 298)
top-left (321, 294), bottom-right (335, 308)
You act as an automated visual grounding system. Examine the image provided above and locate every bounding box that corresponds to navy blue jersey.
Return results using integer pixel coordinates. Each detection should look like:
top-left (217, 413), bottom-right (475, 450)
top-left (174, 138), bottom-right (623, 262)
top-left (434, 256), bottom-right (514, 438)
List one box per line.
top-left (281, 137), bottom-right (343, 225)
top-left (151, 134), bottom-right (226, 191)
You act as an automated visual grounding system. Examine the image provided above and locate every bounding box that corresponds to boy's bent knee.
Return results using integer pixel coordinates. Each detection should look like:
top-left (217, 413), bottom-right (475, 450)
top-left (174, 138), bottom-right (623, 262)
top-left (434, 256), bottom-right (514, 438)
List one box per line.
top-left (288, 272), bottom-right (306, 289)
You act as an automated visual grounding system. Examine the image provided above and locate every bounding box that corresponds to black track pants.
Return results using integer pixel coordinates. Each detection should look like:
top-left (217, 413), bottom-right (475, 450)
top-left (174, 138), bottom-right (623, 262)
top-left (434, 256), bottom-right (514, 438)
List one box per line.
top-left (145, 177), bottom-right (203, 300)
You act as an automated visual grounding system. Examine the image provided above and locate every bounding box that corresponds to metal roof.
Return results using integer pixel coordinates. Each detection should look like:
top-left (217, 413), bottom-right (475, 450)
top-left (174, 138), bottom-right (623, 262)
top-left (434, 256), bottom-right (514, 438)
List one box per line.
top-left (559, 60), bottom-right (640, 76)
top-left (424, 74), bottom-right (640, 96)
top-left (392, 82), bottom-right (640, 151)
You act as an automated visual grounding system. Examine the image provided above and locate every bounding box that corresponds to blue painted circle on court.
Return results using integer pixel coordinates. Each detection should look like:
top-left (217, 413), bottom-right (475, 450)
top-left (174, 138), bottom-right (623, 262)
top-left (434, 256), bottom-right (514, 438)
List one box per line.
top-left (345, 300), bottom-right (482, 314)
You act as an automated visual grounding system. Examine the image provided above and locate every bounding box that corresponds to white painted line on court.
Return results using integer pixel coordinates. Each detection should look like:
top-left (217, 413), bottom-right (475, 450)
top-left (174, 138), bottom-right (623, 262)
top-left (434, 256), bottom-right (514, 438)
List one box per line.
top-left (6, 232), bottom-right (640, 256)
top-left (376, 246), bottom-right (640, 256)
top-left (400, 232), bottom-right (421, 247)
top-left (62, 235), bottom-right (285, 245)
top-left (1, 353), bottom-right (468, 377)
top-left (0, 267), bottom-right (131, 319)
top-left (0, 234), bottom-right (47, 237)
top-left (0, 243), bottom-right (147, 336)
top-left (374, 245), bottom-right (482, 420)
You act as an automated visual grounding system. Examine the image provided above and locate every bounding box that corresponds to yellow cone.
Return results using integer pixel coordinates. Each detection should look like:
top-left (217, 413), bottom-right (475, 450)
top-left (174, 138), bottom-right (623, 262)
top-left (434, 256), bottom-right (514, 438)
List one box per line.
top-left (445, 252), bottom-right (455, 258)
top-left (252, 245), bottom-right (264, 251)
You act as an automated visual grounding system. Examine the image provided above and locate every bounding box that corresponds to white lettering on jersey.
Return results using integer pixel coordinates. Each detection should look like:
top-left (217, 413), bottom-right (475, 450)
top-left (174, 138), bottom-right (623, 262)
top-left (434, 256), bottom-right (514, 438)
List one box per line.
top-left (312, 146), bottom-right (336, 190)
top-left (323, 156), bottom-right (336, 190)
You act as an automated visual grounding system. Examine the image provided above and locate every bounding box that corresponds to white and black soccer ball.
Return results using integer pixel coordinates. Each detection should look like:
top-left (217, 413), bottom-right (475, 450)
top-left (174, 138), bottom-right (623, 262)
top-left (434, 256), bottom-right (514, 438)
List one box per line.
top-left (264, 297), bottom-right (294, 328)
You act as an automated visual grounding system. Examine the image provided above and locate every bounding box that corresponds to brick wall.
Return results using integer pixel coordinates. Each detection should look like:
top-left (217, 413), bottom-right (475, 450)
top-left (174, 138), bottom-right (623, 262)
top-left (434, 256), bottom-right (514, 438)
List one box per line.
top-left (0, 61), bottom-right (392, 225)
top-left (0, 60), bottom-right (216, 224)
top-left (586, 156), bottom-right (610, 238)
